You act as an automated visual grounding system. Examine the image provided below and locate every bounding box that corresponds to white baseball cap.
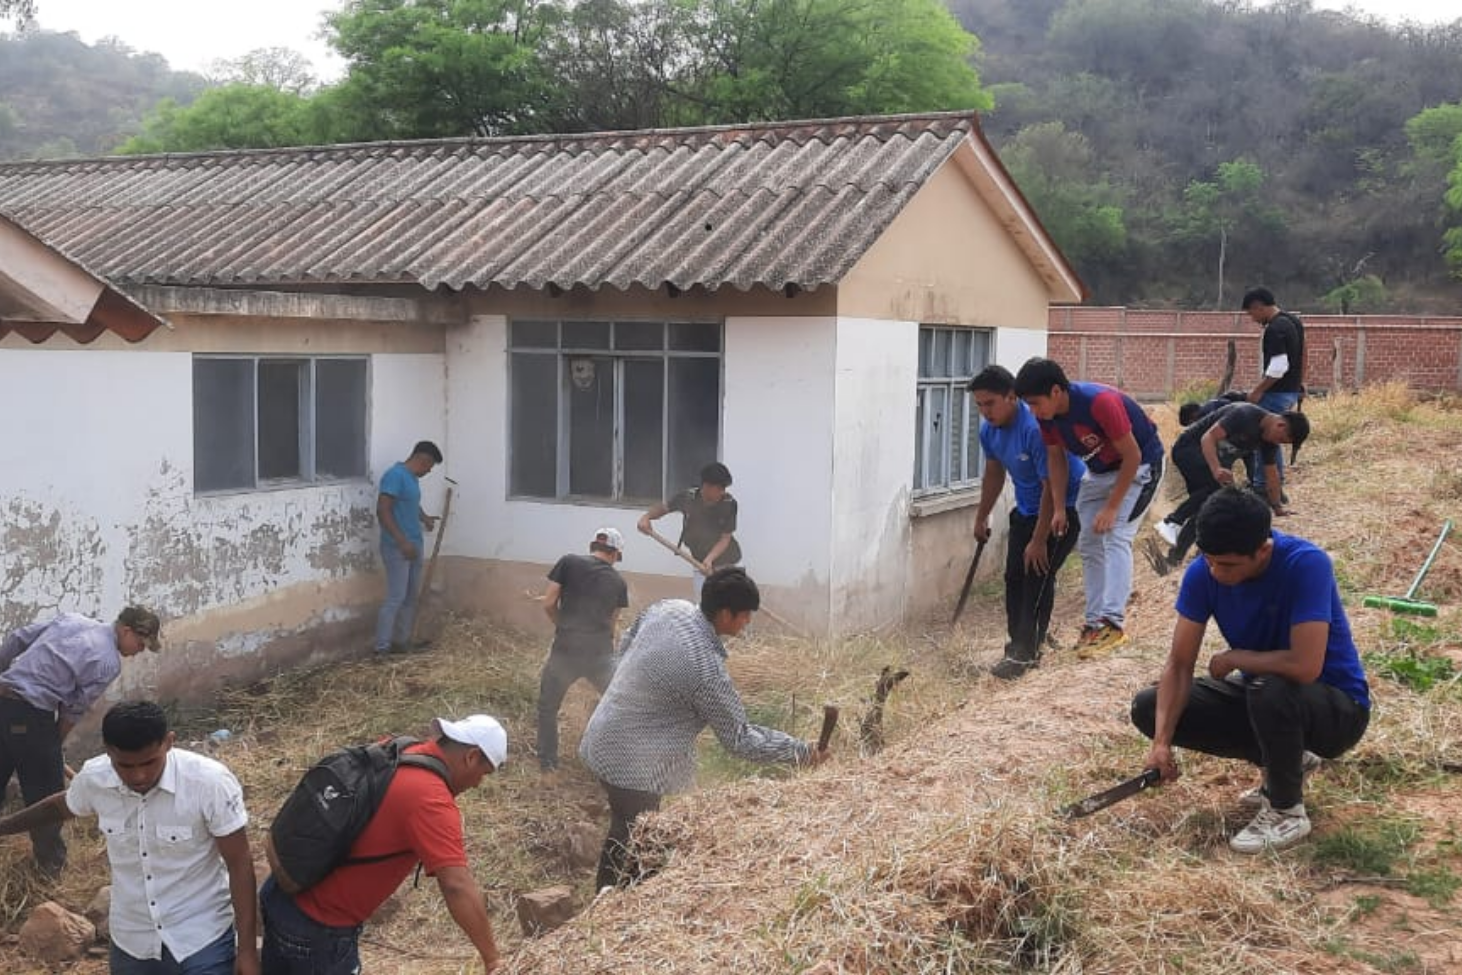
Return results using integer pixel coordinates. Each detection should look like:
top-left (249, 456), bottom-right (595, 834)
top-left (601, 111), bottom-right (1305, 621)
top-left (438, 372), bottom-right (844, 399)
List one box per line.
top-left (432, 715), bottom-right (508, 769)
top-left (593, 527), bottom-right (625, 552)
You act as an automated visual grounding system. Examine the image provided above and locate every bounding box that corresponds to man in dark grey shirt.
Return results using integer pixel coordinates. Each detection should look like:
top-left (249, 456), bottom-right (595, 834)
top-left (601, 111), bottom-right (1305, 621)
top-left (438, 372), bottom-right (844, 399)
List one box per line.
top-left (580, 568), bottom-right (827, 890)
top-left (638, 462), bottom-right (741, 598)
top-left (1150, 404), bottom-right (1309, 574)
top-left (536, 528), bottom-right (630, 772)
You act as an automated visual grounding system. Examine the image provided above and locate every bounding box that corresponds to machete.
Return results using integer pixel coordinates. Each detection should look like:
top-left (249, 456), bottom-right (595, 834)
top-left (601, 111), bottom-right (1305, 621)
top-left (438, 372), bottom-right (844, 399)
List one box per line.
top-left (950, 539), bottom-right (987, 625)
top-left (1059, 768), bottom-right (1161, 819)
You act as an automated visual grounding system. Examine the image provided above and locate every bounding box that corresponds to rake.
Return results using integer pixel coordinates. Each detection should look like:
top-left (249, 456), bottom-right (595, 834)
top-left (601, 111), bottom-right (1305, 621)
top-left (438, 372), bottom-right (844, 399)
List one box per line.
top-left (1362, 519), bottom-right (1452, 617)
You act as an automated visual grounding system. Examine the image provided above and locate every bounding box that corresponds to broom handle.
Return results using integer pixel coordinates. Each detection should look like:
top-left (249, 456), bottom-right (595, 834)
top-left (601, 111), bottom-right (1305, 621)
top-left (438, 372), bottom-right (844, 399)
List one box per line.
top-left (1405, 519), bottom-right (1453, 600)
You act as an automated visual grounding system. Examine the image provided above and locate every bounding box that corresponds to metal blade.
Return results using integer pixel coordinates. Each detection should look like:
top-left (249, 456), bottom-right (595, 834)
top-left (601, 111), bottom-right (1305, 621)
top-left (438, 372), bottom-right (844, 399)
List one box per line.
top-left (1059, 768), bottom-right (1161, 819)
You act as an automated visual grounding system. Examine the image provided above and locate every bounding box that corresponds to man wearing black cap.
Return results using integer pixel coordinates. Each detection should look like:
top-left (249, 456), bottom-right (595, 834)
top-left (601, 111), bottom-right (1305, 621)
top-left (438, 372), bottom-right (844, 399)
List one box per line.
top-left (0, 605), bottom-right (161, 876)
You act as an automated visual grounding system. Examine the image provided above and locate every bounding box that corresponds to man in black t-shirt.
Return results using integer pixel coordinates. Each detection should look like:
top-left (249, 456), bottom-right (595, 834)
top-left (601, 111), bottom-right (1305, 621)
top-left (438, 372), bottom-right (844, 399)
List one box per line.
top-left (536, 528), bottom-right (630, 772)
top-left (637, 462), bottom-right (741, 598)
top-left (1148, 404), bottom-right (1309, 575)
top-left (1243, 288), bottom-right (1306, 497)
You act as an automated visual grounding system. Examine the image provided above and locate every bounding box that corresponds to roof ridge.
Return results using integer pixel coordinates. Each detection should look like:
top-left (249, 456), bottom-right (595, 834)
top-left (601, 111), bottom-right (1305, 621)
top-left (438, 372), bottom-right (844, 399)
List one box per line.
top-left (0, 111), bottom-right (979, 170)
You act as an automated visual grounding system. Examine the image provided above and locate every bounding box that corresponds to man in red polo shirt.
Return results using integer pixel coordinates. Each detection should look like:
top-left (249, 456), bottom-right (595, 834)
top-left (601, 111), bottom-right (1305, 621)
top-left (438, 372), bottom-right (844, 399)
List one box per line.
top-left (260, 715), bottom-right (507, 974)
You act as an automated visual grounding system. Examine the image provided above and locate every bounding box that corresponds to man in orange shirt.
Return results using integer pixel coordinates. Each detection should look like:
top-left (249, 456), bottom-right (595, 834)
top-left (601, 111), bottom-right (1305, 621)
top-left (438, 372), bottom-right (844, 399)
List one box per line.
top-left (259, 715), bottom-right (507, 974)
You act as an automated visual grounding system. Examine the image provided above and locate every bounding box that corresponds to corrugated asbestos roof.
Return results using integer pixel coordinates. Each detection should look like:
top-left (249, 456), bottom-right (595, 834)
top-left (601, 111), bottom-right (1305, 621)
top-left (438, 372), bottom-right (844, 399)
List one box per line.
top-left (0, 113), bottom-right (985, 294)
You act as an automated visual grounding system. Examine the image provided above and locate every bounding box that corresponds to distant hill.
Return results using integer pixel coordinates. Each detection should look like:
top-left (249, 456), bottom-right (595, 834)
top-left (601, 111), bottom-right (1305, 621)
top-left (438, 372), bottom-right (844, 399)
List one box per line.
top-left (0, 30), bottom-right (205, 160)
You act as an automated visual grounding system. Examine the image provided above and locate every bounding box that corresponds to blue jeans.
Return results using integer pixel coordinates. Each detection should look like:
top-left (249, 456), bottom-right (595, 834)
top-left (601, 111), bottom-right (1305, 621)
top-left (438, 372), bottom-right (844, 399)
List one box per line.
top-left (1074, 464), bottom-right (1152, 629)
top-left (374, 541), bottom-right (423, 651)
top-left (109, 926), bottom-right (235, 975)
top-left (1252, 390), bottom-right (1300, 490)
top-left (259, 876), bottom-right (361, 975)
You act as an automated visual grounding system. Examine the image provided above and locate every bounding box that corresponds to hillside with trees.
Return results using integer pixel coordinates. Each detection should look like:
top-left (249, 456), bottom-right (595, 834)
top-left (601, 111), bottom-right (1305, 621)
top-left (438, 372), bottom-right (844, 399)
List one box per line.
top-left (3, 0), bottom-right (1462, 309)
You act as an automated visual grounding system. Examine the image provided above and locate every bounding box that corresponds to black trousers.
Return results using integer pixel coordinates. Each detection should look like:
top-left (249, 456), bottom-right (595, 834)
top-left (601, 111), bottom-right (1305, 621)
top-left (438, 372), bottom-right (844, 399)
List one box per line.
top-left (594, 782), bottom-right (662, 891)
top-left (1003, 507), bottom-right (1081, 660)
top-left (1131, 674), bottom-right (1370, 809)
top-left (0, 695), bottom-right (67, 873)
top-left (1165, 441), bottom-right (1222, 564)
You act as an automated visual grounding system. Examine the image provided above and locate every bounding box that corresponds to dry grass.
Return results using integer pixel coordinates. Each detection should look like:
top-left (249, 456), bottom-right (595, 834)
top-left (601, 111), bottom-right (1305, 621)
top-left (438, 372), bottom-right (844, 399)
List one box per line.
top-left (4, 385), bottom-right (1462, 974)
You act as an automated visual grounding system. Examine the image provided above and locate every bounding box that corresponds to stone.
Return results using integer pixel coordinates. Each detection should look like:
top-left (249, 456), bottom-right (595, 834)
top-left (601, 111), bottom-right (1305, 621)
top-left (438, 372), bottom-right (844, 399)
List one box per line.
top-left (561, 821), bottom-right (602, 870)
top-left (515, 886), bottom-right (578, 936)
top-left (18, 901), bottom-right (95, 963)
top-left (84, 886), bottom-right (111, 942)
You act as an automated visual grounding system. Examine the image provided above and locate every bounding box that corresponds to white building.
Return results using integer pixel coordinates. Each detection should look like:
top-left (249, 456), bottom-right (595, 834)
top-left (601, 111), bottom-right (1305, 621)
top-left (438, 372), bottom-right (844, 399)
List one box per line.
top-left (0, 112), bottom-right (1083, 703)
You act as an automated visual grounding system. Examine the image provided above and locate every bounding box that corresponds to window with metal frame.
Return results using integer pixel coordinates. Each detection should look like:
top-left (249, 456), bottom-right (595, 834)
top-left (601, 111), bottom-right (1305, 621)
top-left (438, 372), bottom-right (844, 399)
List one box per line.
top-left (914, 326), bottom-right (992, 496)
top-left (508, 320), bottom-right (722, 503)
top-left (192, 356), bottom-right (368, 493)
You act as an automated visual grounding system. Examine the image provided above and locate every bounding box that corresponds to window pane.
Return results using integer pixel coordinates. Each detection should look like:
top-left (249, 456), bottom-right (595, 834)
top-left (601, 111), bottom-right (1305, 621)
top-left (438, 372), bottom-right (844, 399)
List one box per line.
top-left (971, 330), bottom-right (991, 373)
top-left (615, 321), bottom-right (663, 351)
top-left (966, 396), bottom-right (982, 482)
top-left (953, 330), bottom-right (971, 376)
top-left (950, 385), bottom-right (967, 483)
top-left (918, 329), bottom-right (933, 378)
top-left (669, 322), bottom-right (721, 353)
top-left (927, 385), bottom-right (948, 487)
top-left (194, 359), bottom-right (255, 492)
top-left (510, 354), bottom-right (558, 497)
top-left (562, 320), bottom-right (610, 350)
top-left (931, 329), bottom-right (952, 378)
top-left (667, 357), bottom-right (720, 495)
top-left (510, 320), bottom-right (557, 349)
top-left (567, 356), bottom-right (614, 497)
top-left (316, 359), bottom-right (368, 479)
top-left (914, 389), bottom-right (926, 489)
top-left (622, 359), bottom-right (665, 502)
top-left (258, 360), bottom-right (306, 481)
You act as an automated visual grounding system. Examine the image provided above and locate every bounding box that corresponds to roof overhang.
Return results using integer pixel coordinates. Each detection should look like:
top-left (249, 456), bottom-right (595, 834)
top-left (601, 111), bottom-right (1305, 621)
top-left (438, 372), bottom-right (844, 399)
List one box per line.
top-left (0, 212), bottom-right (169, 343)
top-left (952, 129), bottom-right (1088, 305)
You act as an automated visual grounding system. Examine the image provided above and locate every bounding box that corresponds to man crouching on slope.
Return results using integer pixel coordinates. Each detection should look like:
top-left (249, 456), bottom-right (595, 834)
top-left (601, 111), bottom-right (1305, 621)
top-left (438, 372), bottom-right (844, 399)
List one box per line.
top-left (579, 567), bottom-right (830, 891)
top-left (1131, 489), bottom-right (1370, 853)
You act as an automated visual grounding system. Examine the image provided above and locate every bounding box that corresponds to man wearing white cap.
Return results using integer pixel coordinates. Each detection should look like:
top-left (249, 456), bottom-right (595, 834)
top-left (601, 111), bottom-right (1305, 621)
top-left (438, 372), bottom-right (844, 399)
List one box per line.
top-left (259, 715), bottom-right (508, 974)
top-left (536, 527), bottom-right (630, 772)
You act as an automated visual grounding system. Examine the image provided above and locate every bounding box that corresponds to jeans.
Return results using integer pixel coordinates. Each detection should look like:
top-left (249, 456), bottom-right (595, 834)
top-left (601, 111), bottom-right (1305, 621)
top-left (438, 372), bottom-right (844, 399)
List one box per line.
top-left (1074, 464), bottom-right (1152, 628)
top-left (537, 640), bottom-right (615, 770)
top-left (109, 927), bottom-right (236, 975)
top-left (595, 782), bottom-right (662, 891)
top-left (1131, 674), bottom-right (1369, 809)
top-left (1002, 507), bottom-right (1081, 660)
top-left (259, 876), bottom-right (362, 975)
top-left (374, 541), bottom-right (423, 651)
top-left (1252, 390), bottom-right (1300, 491)
top-left (0, 695), bottom-right (67, 875)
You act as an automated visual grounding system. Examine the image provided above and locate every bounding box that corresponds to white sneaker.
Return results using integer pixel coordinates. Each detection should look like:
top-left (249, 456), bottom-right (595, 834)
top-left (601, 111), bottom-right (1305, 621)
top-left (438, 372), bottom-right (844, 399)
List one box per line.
top-left (1154, 520), bottom-right (1180, 548)
top-left (1238, 750), bottom-right (1323, 809)
top-left (1230, 799), bottom-right (1311, 853)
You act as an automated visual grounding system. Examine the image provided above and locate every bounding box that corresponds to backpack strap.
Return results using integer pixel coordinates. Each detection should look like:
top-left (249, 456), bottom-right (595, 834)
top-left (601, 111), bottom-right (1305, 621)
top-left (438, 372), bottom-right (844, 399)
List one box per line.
top-left (340, 741), bottom-right (450, 868)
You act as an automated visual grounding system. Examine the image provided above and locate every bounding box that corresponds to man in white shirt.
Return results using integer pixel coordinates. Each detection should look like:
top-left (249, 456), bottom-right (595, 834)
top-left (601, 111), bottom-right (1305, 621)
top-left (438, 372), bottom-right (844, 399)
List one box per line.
top-left (0, 701), bottom-right (258, 975)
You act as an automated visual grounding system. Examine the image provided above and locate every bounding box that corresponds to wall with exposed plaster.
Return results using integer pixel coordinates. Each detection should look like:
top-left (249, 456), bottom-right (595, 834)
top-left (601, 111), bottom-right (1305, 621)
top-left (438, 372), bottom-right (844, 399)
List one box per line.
top-left (0, 344), bottom-right (444, 708)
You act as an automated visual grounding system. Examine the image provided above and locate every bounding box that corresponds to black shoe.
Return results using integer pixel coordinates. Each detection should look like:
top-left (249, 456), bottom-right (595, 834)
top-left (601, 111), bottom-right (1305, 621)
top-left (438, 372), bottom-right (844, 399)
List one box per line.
top-left (990, 656), bottom-right (1037, 680)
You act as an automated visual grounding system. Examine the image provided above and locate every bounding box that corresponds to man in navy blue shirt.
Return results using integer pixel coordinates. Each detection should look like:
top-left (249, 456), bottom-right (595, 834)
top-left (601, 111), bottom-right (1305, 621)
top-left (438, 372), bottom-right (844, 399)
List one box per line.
top-left (1131, 489), bottom-right (1370, 853)
top-left (969, 366), bottom-right (1086, 679)
top-left (1014, 358), bottom-right (1165, 658)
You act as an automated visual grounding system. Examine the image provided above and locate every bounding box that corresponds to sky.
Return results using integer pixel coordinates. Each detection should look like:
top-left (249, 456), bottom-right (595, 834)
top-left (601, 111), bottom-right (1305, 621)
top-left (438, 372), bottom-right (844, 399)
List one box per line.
top-left (20, 0), bottom-right (1462, 82)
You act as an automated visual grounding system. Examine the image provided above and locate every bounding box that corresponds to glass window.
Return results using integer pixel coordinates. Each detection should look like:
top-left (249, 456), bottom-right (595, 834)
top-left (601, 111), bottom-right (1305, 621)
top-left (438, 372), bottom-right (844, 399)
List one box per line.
top-left (914, 326), bottom-right (993, 495)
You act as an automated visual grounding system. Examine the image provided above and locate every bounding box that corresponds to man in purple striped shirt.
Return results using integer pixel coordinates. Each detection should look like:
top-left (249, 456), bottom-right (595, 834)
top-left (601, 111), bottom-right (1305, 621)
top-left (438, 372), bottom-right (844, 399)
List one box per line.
top-left (0, 606), bottom-right (160, 877)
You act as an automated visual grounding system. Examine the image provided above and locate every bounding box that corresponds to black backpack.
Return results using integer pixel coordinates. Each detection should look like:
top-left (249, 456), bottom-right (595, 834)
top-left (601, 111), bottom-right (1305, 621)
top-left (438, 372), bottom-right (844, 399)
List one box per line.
top-left (266, 736), bottom-right (449, 894)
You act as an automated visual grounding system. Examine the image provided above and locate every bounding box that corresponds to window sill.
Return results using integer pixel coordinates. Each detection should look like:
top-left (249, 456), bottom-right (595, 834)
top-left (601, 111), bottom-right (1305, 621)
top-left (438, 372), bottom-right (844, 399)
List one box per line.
top-left (909, 489), bottom-right (981, 519)
top-left (194, 476), bottom-right (371, 499)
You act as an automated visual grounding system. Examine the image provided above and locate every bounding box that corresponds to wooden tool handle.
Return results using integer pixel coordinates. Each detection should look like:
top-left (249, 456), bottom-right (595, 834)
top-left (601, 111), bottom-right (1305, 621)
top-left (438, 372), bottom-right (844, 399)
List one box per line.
top-left (816, 705), bottom-right (839, 751)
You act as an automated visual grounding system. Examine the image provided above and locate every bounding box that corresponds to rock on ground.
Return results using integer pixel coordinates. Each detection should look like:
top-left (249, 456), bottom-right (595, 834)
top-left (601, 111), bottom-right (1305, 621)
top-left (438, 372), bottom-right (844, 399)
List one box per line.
top-left (19, 902), bottom-right (95, 963)
top-left (516, 887), bottom-right (578, 936)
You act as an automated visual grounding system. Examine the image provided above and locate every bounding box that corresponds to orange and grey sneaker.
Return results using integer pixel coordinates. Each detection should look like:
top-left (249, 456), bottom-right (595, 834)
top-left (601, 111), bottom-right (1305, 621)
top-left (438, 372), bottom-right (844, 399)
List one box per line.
top-left (1077, 621), bottom-right (1128, 660)
top-left (1073, 623), bottom-right (1102, 653)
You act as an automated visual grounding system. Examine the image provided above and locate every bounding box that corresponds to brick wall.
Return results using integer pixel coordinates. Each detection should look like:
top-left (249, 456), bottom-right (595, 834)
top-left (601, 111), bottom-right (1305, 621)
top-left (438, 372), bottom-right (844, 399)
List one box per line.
top-left (1048, 308), bottom-right (1462, 398)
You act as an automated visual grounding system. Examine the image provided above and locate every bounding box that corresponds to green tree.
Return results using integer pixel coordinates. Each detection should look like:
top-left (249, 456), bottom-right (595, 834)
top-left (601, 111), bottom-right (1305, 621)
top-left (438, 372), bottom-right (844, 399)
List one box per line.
top-left (1446, 140), bottom-right (1462, 275)
top-left (1168, 159), bottom-right (1282, 309)
top-left (324, 0), bottom-right (561, 138)
top-left (0, 0), bottom-right (35, 26)
top-left (1321, 273), bottom-right (1389, 313)
top-left (118, 84), bottom-right (312, 153)
top-left (677, 0), bottom-right (990, 123)
top-left (207, 47), bottom-right (318, 95)
top-left (997, 121), bottom-right (1128, 300)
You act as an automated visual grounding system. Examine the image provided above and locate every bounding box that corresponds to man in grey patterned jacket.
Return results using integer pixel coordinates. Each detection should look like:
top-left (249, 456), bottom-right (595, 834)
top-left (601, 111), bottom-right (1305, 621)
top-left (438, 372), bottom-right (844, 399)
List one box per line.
top-left (580, 567), bottom-right (828, 890)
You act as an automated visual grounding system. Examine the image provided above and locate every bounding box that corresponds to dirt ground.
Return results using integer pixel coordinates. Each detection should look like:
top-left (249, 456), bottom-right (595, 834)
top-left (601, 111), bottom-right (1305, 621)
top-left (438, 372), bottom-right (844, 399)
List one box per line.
top-left (3, 389), bottom-right (1460, 974)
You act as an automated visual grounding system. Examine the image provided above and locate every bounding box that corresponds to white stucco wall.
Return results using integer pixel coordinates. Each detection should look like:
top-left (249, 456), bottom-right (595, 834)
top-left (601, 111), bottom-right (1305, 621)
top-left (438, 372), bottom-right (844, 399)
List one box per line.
top-left (993, 326), bottom-right (1049, 374)
top-left (0, 348), bottom-right (443, 660)
top-left (828, 317), bottom-right (919, 631)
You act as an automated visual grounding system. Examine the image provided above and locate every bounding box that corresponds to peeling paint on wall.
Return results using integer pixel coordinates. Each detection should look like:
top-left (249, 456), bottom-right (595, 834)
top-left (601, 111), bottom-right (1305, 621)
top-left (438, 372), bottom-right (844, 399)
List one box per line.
top-left (1, 496), bottom-right (106, 631)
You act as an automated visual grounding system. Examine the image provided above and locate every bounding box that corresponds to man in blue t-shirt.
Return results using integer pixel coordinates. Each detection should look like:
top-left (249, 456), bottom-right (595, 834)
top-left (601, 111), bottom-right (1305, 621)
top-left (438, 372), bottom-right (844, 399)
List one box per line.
top-left (969, 366), bottom-right (1086, 679)
top-left (374, 440), bottom-right (444, 654)
top-left (1130, 489), bottom-right (1370, 854)
top-left (1014, 357), bottom-right (1164, 658)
